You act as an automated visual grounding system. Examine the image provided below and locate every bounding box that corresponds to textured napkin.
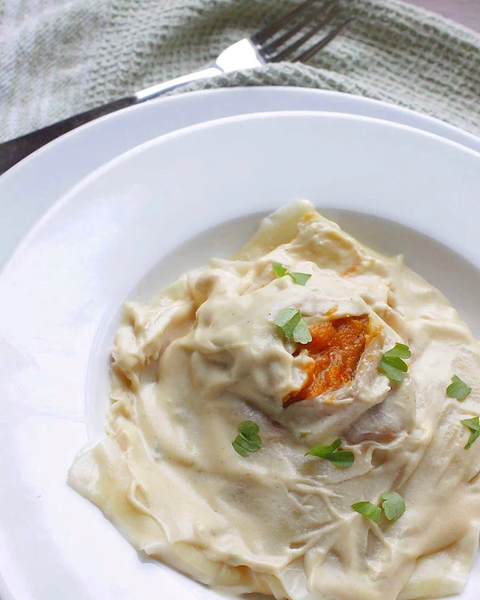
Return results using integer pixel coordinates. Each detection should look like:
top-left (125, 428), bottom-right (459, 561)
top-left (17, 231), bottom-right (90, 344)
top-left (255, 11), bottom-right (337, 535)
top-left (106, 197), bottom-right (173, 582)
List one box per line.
top-left (0, 0), bottom-right (479, 143)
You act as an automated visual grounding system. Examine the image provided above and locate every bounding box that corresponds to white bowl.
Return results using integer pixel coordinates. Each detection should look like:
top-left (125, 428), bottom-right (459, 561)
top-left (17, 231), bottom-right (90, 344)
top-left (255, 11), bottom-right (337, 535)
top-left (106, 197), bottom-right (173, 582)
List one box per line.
top-left (1, 111), bottom-right (480, 600)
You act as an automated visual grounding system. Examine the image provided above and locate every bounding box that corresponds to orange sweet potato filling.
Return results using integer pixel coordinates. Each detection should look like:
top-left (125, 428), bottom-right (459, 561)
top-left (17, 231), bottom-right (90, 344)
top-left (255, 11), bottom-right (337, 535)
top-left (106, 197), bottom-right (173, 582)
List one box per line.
top-left (285, 315), bottom-right (369, 407)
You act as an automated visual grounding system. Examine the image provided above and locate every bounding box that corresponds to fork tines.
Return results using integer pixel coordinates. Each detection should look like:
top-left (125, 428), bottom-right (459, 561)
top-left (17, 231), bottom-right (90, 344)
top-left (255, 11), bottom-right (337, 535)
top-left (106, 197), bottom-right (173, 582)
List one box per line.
top-left (252, 0), bottom-right (352, 63)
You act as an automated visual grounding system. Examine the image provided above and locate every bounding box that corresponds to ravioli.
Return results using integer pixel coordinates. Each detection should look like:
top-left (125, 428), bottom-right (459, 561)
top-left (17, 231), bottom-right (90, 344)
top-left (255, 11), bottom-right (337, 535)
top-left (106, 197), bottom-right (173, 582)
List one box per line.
top-left (69, 201), bottom-right (480, 600)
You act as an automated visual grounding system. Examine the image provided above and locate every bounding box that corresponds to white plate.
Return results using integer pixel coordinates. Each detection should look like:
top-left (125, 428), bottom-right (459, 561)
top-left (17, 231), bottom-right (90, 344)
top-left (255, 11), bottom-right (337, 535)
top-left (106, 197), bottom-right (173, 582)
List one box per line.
top-left (1, 111), bottom-right (480, 600)
top-left (2, 87), bottom-right (480, 270)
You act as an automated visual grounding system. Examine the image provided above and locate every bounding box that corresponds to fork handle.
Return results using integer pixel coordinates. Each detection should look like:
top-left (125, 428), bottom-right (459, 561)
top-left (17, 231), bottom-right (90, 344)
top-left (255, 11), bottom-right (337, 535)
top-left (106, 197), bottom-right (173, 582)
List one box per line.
top-left (0, 96), bottom-right (137, 175)
top-left (0, 66), bottom-right (221, 176)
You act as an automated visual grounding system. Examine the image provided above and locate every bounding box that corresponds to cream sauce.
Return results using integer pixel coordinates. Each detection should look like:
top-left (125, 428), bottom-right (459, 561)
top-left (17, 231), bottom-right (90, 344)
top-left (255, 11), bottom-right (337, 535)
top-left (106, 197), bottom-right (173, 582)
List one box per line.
top-left (69, 201), bottom-right (480, 600)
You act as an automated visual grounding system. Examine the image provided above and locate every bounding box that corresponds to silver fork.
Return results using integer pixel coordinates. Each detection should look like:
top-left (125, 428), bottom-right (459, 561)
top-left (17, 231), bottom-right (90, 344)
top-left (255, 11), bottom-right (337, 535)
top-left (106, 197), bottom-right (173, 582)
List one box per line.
top-left (0, 0), bottom-right (352, 174)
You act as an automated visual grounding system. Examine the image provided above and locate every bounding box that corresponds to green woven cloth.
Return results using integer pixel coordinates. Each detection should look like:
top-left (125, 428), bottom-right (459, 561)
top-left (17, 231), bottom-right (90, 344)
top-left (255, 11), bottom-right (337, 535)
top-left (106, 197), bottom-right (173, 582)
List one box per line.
top-left (1, 0), bottom-right (479, 143)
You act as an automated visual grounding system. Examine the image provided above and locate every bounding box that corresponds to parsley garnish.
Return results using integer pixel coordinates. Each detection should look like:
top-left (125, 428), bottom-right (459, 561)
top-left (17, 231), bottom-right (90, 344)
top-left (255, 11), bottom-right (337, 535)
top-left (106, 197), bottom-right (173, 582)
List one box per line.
top-left (380, 492), bottom-right (406, 522)
top-left (378, 343), bottom-right (411, 382)
top-left (289, 272), bottom-right (311, 286)
top-left (232, 421), bottom-right (262, 457)
top-left (352, 492), bottom-right (406, 523)
top-left (272, 262), bottom-right (311, 286)
top-left (275, 308), bottom-right (312, 344)
top-left (351, 501), bottom-right (381, 522)
top-left (305, 438), bottom-right (354, 468)
top-left (272, 262), bottom-right (288, 278)
top-left (461, 417), bottom-right (480, 450)
top-left (447, 375), bottom-right (472, 401)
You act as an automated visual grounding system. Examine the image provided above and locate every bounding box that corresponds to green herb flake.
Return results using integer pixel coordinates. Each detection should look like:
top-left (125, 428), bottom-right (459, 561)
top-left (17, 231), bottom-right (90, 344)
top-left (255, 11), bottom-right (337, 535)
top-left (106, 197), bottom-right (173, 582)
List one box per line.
top-left (380, 492), bottom-right (406, 522)
top-left (461, 417), bottom-right (480, 450)
top-left (447, 375), bottom-right (472, 401)
top-left (386, 343), bottom-right (411, 359)
top-left (306, 439), bottom-right (342, 458)
top-left (378, 343), bottom-right (411, 382)
top-left (275, 308), bottom-right (301, 341)
top-left (271, 262), bottom-right (311, 286)
top-left (328, 451), bottom-right (355, 468)
top-left (292, 318), bottom-right (312, 344)
top-left (289, 272), bottom-right (312, 286)
top-left (272, 262), bottom-right (288, 278)
top-left (275, 308), bottom-right (312, 344)
top-left (232, 420), bottom-right (262, 457)
top-left (351, 501), bottom-right (381, 522)
top-left (305, 439), bottom-right (354, 468)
